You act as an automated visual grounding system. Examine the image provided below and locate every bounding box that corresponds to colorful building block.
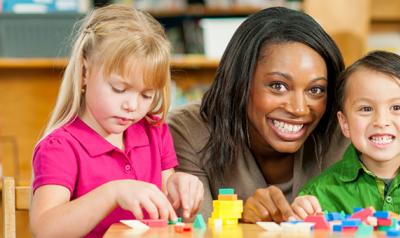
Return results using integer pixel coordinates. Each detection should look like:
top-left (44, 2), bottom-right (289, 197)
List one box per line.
top-left (120, 220), bottom-right (149, 231)
top-left (218, 194), bottom-right (238, 200)
top-left (218, 188), bottom-right (235, 195)
top-left (140, 219), bottom-right (168, 227)
top-left (304, 215), bottom-right (329, 230)
top-left (355, 223), bottom-right (373, 236)
top-left (374, 211), bottom-right (390, 219)
top-left (256, 222), bottom-right (282, 232)
top-left (351, 207), bottom-right (374, 221)
top-left (193, 214), bottom-right (206, 229)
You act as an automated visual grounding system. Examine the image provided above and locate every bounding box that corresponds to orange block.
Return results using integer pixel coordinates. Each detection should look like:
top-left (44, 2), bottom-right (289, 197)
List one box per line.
top-left (218, 194), bottom-right (238, 200)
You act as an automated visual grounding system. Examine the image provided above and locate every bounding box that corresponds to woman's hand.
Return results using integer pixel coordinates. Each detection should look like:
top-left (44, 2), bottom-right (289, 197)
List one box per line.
top-left (242, 186), bottom-right (296, 223)
top-left (166, 172), bottom-right (204, 219)
top-left (291, 195), bottom-right (322, 220)
top-left (113, 180), bottom-right (177, 221)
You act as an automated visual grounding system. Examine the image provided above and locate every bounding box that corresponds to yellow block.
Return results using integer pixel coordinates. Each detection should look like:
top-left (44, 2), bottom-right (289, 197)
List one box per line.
top-left (213, 200), bottom-right (243, 208)
top-left (212, 211), bottom-right (242, 219)
top-left (208, 218), bottom-right (239, 225)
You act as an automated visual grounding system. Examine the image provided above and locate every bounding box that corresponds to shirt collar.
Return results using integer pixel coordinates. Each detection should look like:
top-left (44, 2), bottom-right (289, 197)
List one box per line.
top-left (338, 144), bottom-right (364, 182)
top-left (64, 117), bottom-right (149, 157)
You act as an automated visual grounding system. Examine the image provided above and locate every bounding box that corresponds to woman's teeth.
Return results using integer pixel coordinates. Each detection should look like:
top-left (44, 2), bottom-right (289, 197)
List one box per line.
top-left (273, 120), bottom-right (304, 133)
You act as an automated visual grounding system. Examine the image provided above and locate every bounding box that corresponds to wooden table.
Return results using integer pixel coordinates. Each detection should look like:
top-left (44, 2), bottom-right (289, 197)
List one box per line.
top-left (104, 223), bottom-right (388, 238)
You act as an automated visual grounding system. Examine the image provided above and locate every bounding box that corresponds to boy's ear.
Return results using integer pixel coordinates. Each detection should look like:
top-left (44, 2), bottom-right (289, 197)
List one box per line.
top-left (337, 111), bottom-right (350, 138)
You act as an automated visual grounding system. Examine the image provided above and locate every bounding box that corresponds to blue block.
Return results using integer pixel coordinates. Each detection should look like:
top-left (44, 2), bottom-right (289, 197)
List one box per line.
top-left (353, 207), bottom-right (363, 213)
top-left (327, 212), bottom-right (343, 221)
top-left (333, 224), bottom-right (342, 232)
top-left (387, 229), bottom-right (400, 237)
top-left (288, 220), bottom-right (302, 224)
top-left (342, 218), bottom-right (361, 227)
top-left (374, 211), bottom-right (390, 219)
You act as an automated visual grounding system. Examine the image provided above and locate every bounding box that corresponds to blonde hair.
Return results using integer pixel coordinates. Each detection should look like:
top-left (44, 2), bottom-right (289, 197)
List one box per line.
top-left (42, 4), bottom-right (171, 139)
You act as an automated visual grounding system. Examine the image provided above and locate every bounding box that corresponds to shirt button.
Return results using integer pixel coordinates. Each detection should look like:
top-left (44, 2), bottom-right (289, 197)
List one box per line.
top-left (124, 164), bottom-right (131, 172)
top-left (386, 196), bottom-right (393, 203)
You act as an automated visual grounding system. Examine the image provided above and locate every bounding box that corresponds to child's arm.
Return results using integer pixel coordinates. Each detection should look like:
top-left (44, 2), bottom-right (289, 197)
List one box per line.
top-left (291, 195), bottom-right (322, 220)
top-left (162, 169), bottom-right (204, 220)
top-left (30, 179), bottom-right (176, 238)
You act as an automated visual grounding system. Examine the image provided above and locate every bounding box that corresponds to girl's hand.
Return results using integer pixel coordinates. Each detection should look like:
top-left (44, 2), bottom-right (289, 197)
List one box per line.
top-left (242, 186), bottom-right (296, 223)
top-left (112, 180), bottom-right (177, 221)
top-left (165, 172), bottom-right (204, 219)
top-left (291, 195), bottom-right (322, 220)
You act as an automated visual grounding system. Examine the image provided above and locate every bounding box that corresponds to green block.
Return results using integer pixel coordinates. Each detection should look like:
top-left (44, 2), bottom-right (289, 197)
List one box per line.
top-left (378, 225), bottom-right (391, 231)
top-left (219, 188), bottom-right (235, 195)
top-left (168, 217), bottom-right (182, 225)
top-left (355, 223), bottom-right (373, 236)
top-left (193, 214), bottom-right (206, 229)
top-left (391, 218), bottom-right (398, 229)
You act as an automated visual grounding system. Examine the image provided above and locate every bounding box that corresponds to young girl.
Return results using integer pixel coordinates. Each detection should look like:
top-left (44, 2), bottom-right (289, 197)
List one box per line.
top-left (29, 5), bottom-right (203, 237)
top-left (292, 51), bottom-right (400, 217)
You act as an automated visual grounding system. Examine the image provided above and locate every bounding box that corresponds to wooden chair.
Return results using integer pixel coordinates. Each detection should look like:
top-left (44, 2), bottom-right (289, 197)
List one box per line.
top-left (2, 176), bottom-right (31, 238)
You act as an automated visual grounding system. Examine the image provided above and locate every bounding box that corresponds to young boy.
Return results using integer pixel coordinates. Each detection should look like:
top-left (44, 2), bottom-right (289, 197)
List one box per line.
top-left (292, 51), bottom-right (400, 219)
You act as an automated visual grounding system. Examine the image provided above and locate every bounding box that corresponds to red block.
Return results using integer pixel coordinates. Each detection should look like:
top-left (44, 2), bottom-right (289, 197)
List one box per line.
top-left (351, 207), bottom-right (374, 221)
top-left (175, 225), bottom-right (184, 233)
top-left (140, 219), bottom-right (168, 227)
top-left (377, 218), bottom-right (392, 226)
top-left (174, 224), bottom-right (192, 233)
top-left (304, 215), bottom-right (330, 230)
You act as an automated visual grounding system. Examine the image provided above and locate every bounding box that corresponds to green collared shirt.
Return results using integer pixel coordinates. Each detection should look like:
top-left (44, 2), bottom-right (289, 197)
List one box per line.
top-left (299, 144), bottom-right (400, 214)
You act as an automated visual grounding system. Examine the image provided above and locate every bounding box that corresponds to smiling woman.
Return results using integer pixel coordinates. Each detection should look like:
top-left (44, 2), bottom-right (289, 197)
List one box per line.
top-left (167, 6), bottom-right (349, 223)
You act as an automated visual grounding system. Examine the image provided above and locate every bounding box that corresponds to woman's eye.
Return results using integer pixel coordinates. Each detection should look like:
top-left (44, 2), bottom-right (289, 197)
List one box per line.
top-left (112, 87), bottom-right (125, 93)
top-left (392, 104), bottom-right (400, 111)
top-left (269, 82), bottom-right (288, 92)
top-left (309, 87), bottom-right (325, 95)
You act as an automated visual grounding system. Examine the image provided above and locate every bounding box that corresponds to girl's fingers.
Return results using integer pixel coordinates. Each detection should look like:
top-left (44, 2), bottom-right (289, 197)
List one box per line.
top-left (148, 190), bottom-right (171, 220)
top-left (130, 201), bottom-right (144, 220)
top-left (167, 199), bottom-right (178, 221)
top-left (178, 181), bottom-right (190, 219)
top-left (167, 182), bottom-right (180, 210)
top-left (140, 198), bottom-right (159, 219)
top-left (191, 182), bottom-right (204, 217)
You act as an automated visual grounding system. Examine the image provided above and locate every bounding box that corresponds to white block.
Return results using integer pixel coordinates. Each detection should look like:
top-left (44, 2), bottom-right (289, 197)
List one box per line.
top-left (295, 222), bottom-right (314, 232)
top-left (281, 222), bottom-right (297, 232)
top-left (120, 220), bottom-right (150, 231)
top-left (214, 219), bottom-right (223, 229)
top-left (256, 222), bottom-right (282, 232)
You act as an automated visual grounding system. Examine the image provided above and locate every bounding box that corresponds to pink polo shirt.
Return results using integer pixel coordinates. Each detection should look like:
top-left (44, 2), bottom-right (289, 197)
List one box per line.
top-left (32, 117), bottom-right (178, 237)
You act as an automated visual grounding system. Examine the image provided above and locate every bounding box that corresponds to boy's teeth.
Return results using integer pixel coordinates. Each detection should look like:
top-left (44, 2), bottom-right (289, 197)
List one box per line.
top-left (370, 135), bottom-right (393, 144)
top-left (272, 119), bottom-right (303, 133)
